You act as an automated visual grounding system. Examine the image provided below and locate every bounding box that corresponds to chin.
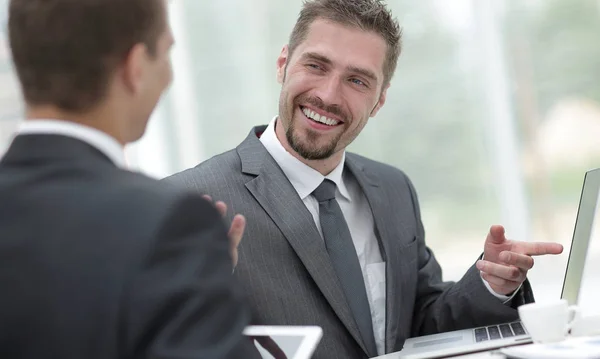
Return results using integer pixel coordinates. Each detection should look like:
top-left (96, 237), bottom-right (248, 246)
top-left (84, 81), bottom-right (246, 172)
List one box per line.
top-left (292, 139), bottom-right (338, 161)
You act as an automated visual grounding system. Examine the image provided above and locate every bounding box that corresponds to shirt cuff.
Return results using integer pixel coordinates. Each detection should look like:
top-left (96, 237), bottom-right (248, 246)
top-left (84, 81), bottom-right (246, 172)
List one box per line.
top-left (481, 274), bottom-right (522, 304)
top-left (479, 253), bottom-right (523, 304)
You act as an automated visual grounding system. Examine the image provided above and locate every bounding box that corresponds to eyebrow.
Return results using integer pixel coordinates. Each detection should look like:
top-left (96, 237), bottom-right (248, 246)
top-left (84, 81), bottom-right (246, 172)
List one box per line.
top-left (347, 65), bottom-right (378, 84)
top-left (301, 51), bottom-right (379, 84)
top-left (301, 52), bottom-right (333, 66)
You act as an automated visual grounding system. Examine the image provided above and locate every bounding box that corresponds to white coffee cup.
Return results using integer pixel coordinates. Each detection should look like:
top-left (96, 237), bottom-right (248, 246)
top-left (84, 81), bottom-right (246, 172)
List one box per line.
top-left (571, 314), bottom-right (600, 337)
top-left (518, 299), bottom-right (581, 343)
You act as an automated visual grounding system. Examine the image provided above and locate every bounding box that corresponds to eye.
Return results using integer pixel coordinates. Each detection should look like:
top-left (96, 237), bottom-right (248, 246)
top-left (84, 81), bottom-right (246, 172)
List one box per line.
top-left (306, 63), bottom-right (322, 70)
top-left (350, 78), bottom-right (366, 87)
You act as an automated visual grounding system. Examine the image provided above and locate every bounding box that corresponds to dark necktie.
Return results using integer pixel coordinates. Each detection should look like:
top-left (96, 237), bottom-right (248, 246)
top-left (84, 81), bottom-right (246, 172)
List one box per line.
top-left (312, 179), bottom-right (377, 355)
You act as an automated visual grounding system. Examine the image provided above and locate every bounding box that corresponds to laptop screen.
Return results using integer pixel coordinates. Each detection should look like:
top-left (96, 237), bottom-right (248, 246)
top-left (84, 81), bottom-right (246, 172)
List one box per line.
top-left (561, 168), bottom-right (600, 307)
top-left (576, 177), bottom-right (600, 316)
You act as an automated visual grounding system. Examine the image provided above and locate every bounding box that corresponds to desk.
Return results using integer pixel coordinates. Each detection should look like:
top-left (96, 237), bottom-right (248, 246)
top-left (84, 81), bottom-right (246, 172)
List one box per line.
top-left (394, 335), bottom-right (600, 359)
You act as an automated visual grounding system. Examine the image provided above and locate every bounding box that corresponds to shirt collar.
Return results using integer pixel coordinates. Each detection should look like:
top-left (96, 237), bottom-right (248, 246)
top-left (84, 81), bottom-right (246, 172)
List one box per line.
top-left (259, 116), bottom-right (351, 201)
top-left (16, 119), bottom-right (126, 168)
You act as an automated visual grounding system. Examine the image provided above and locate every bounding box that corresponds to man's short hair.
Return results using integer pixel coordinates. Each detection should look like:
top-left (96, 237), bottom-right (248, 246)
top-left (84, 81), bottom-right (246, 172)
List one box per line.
top-left (288, 0), bottom-right (402, 88)
top-left (8, 0), bottom-right (166, 112)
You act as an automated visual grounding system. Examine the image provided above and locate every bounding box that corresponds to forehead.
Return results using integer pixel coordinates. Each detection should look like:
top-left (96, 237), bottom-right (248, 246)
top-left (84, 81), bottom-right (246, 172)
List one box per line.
top-left (294, 19), bottom-right (387, 81)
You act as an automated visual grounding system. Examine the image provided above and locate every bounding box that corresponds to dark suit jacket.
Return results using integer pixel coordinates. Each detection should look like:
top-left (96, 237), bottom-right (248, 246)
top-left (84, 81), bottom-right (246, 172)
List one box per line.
top-left (165, 126), bottom-right (534, 359)
top-left (0, 134), bottom-right (258, 359)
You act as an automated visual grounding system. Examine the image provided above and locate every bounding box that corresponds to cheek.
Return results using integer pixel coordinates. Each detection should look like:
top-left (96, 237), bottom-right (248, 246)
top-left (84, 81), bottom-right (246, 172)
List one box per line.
top-left (282, 86), bottom-right (301, 113)
top-left (355, 98), bottom-right (379, 122)
top-left (344, 106), bottom-right (371, 134)
top-left (285, 73), bottom-right (313, 100)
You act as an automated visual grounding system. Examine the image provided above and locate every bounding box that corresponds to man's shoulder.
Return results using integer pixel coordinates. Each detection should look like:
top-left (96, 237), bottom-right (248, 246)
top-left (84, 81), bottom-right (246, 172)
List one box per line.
top-left (88, 169), bottom-right (222, 256)
top-left (346, 152), bottom-right (411, 183)
top-left (111, 169), bottom-right (179, 204)
top-left (163, 125), bottom-right (269, 188)
top-left (103, 168), bottom-right (214, 224)
top-left (162, 148), bottom-right (243, 189)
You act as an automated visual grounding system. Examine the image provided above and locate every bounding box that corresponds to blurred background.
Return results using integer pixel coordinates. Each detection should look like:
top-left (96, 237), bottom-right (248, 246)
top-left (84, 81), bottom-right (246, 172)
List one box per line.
top-left (1, 0), bottom-right (599, 313)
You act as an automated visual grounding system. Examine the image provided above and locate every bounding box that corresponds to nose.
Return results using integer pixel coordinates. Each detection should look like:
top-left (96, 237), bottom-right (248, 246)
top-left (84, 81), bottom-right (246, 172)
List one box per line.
top-left (313, 73), bottom-right (343, 107)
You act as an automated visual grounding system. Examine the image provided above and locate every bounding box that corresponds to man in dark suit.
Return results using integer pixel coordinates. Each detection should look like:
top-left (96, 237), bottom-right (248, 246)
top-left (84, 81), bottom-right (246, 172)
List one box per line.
top-left (165, 1), bottom-right (564, 358)
top-left (0, 0), bottom-right (258, 358)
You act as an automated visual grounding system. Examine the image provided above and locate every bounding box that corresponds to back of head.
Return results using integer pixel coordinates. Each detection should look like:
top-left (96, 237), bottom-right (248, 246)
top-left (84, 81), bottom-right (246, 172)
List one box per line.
top-left (288, 0), bottom-right (402, 87)
top-left (8, 0), bottom-right (173, 144)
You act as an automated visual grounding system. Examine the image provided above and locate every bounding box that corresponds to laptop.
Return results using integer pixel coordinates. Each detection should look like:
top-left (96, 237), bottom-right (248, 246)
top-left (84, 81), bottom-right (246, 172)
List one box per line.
top-left (244, 325), bottom-right (323, 359)
top-left (374, 168), bottom-right (600, 359)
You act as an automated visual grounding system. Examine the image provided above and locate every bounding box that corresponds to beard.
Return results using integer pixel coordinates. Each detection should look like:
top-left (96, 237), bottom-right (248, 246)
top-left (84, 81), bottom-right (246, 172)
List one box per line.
top-left (286, 121), bottom-right (339, 160)
top-left (279, 92), bottom-right (348, 160)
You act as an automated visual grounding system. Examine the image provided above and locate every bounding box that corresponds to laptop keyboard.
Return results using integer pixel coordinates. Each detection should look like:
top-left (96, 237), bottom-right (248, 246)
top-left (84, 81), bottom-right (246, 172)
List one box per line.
top-left (474, 322), bottom-right (527, 342)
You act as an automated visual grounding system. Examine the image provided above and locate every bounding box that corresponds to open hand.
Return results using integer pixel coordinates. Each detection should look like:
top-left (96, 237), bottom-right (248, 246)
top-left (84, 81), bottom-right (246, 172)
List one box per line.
top-left (202, 195), bottom-right (246, 268)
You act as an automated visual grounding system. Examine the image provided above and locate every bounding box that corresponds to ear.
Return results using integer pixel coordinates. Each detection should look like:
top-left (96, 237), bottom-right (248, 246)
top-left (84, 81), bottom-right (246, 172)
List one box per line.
top-left (370, 83), bottom-right (390, 117)
top-left (276, 44), bottom-right (289, 84)
top-left (121, 43), bottom-right (149, 95)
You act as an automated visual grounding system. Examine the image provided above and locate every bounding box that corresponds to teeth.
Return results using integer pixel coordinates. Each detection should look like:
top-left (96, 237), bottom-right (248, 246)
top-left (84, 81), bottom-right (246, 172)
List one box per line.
top-left (302, 107), bottom-right (339, 126)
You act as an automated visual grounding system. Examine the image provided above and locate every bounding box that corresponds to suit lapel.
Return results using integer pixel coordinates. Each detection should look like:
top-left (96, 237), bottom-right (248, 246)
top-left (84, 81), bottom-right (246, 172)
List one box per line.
top-left (237, 128), bottom-right (369, 356)
top-left (345, 155), bottom-right (405, 354)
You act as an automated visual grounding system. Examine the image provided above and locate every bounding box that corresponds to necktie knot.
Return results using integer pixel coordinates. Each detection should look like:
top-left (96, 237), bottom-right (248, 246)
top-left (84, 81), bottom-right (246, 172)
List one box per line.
top-left (312, 179), bottom-right (337, 202)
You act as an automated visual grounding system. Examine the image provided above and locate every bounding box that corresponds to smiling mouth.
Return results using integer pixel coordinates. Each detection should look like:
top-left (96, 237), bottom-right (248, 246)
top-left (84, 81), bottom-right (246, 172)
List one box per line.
top-left (300, 106), bottom-right (342, 126)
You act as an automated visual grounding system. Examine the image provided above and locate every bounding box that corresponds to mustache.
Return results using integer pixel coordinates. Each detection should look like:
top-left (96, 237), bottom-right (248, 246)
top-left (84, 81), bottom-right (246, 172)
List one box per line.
top-left (297, 96), bottom-right (348, 121)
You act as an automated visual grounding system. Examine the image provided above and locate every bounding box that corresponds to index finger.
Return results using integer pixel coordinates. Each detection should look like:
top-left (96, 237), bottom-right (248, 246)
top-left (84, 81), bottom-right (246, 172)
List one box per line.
top-left (511, 241), bottom-right (563, 256)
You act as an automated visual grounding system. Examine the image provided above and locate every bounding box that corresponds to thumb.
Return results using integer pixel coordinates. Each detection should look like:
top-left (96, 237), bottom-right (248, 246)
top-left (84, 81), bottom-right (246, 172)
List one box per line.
top-left (486, 225), bottom-right (507, 245)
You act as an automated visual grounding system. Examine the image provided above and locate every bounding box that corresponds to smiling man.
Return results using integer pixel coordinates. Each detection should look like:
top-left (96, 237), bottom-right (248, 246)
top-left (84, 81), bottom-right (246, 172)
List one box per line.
top-left (165, 1), bottom-right (563, 358)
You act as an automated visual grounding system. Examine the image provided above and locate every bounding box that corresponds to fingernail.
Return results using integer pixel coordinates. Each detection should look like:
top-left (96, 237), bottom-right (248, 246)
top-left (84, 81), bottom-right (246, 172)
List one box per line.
top-left (476, 260), bottom-right (484, 270)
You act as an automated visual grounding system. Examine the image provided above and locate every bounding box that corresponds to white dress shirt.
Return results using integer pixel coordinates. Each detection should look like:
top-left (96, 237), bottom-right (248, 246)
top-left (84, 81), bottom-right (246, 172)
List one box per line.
top-left (16, 119), bottom-right (126, 168)
top-left (260, 118), bottom-right (387, 355)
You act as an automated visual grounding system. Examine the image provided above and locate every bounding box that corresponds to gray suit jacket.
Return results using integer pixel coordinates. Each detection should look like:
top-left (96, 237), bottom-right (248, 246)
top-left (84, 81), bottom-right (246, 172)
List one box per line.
top-left (164, 126), bottom-right (533, 359)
